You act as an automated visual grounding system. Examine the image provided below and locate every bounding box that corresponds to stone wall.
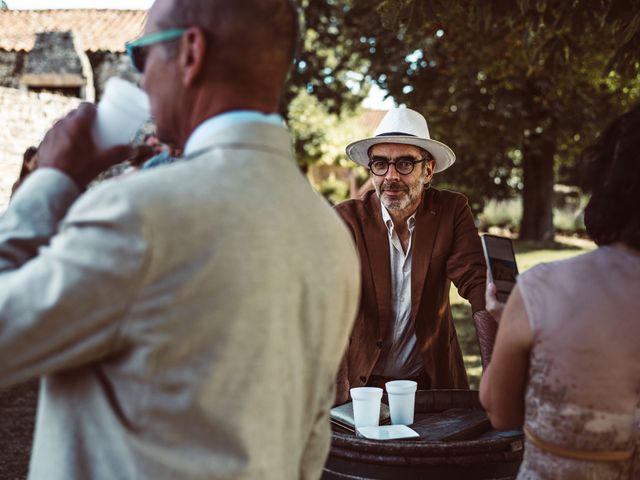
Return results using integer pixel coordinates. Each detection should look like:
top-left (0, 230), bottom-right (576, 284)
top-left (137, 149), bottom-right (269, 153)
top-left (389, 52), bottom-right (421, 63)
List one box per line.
top-left (0, 50), bottom-right (25, 89)
top-left (0, 86), bottom-right (80, 211)
top-left (25, 31), bottom-right (82, 77)
top-left (88, 51), bottom-right (139, 100)
top-left (1, 49), bottom-right (137, 102)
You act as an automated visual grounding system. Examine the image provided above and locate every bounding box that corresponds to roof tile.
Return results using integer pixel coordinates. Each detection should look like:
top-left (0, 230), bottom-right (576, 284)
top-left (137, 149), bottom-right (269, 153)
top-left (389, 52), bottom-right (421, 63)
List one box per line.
top-left (0, 9), bottom-right (147, 53)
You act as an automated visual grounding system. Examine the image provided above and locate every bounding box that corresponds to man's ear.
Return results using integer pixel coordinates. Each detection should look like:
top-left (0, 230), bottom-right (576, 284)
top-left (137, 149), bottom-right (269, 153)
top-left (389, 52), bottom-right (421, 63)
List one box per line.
top-left (424, 158), bottom-right (435, 182)
top-left (179, 27), bottom-right (207, 86)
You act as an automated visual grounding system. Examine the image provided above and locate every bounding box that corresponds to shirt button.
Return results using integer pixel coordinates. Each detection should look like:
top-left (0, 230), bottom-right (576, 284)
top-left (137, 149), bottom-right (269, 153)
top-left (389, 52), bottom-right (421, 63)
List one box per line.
top-left (360, 376), bottom-right (367, 384)
top-left (376, 341), bottom-right (383, 349)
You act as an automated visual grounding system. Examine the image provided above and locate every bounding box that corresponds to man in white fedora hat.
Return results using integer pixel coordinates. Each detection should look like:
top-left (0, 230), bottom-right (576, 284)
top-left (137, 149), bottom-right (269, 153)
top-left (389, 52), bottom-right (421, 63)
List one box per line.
top-left (334, 107), bottom-right (497, 403)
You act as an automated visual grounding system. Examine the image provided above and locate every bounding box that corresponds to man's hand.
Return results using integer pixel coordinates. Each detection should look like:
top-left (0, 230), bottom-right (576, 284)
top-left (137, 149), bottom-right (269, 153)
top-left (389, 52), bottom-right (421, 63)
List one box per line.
top-left (485, 280), bottom-right (505, 323)
top-left (37, 103), bottom-right (133, 188)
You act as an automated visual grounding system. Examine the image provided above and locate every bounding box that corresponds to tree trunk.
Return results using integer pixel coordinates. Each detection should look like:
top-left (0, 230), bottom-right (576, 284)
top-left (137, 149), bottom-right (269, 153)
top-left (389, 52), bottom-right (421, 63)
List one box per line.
top-left (519, 128), bottom-right (555, 242)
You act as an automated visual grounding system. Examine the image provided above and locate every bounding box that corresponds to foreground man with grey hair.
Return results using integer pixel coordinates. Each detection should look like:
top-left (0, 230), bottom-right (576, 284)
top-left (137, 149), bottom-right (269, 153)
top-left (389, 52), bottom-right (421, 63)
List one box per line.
top-left (0, 0), bottom-right (359, 478)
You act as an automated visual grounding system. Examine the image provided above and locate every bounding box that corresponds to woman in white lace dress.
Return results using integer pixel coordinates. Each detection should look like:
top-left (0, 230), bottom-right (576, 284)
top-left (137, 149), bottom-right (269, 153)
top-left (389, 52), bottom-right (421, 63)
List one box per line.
top-left (480, 105), bottom-right (640, 479)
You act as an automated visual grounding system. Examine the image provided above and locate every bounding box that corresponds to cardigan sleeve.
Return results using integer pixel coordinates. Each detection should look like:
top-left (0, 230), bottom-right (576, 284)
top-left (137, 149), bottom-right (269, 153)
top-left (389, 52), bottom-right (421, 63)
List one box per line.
top-left (0, 171), bottom-right (150, 387)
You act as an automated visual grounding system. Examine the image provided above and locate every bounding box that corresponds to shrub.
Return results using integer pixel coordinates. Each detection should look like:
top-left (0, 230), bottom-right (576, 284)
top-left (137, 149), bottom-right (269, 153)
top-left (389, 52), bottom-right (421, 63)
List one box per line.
top-left (318, 176), bottom-right (349, 205)
top-left (553, 195), bottom-right (588, 235)
top-left (479, 195), bottom-right (589, 236)
top-left (478, 198), bottom-right (522, 231)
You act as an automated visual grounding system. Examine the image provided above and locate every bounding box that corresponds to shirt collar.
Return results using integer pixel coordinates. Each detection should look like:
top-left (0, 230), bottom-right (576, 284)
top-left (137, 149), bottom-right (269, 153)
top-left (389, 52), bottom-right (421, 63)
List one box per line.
top-left (380, 202), bottom-right (417, 234)
top-left (184, 110), bottom-right (285, 156)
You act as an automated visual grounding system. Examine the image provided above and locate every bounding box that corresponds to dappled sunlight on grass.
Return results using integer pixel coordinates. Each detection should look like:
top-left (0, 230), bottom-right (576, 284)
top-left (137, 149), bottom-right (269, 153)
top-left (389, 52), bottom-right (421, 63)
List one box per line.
top-left (515, 242), bottom-right (595, 271)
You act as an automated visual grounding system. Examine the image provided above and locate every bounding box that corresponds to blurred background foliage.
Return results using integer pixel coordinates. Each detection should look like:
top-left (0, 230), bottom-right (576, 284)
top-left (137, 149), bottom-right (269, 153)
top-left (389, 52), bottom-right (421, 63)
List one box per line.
top-left (285, 0), bottom-right (640, 241)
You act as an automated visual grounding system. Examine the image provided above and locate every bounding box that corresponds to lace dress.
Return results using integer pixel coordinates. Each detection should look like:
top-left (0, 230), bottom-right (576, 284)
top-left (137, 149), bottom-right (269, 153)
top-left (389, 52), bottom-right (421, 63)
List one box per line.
top-left (517, 245), bottom-right (640, 479)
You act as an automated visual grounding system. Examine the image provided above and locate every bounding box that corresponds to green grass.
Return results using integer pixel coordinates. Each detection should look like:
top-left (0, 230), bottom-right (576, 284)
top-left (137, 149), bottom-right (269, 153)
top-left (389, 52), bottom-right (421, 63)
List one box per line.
top-left (452, 237), bottom-right (596, 389)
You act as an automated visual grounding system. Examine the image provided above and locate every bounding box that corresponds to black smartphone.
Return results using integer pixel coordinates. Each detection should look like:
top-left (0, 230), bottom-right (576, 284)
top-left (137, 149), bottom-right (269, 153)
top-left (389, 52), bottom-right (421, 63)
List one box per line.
top-left (481, 234), bottom-right (519, 303)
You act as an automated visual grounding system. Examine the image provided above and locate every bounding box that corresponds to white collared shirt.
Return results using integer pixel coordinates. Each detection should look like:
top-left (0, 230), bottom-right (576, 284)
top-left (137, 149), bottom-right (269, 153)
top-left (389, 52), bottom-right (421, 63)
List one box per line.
top-left (184, 110), bottom-right (285, 156)
top-left (373, 203), bottom-right (425, 378)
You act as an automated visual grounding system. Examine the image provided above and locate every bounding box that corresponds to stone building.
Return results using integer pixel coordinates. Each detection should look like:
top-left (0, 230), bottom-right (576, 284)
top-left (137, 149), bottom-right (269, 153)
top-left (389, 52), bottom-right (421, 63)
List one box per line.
top-left (0, 9), bottom-right (146, 210)
top-left (0, 9), bottom-right (146, 99)
top-left (21, 30), bottom-right (93, 100)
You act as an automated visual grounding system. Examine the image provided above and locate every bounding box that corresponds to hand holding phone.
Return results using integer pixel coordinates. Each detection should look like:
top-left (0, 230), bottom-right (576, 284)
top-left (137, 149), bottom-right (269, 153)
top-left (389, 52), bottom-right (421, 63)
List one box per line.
top-left (481, 234), bottom-right (519, 303)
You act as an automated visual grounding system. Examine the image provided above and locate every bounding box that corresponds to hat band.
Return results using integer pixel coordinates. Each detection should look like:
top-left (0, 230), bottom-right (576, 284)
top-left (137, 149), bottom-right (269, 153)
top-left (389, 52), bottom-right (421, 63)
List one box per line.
top-left (376, 132), bottom-right (418, 137)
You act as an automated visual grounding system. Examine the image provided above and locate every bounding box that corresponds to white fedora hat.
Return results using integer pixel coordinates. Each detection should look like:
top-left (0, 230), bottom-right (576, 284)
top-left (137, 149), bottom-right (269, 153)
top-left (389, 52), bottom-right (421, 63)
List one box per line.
top-left (346, 107), bottom-right (455, 173)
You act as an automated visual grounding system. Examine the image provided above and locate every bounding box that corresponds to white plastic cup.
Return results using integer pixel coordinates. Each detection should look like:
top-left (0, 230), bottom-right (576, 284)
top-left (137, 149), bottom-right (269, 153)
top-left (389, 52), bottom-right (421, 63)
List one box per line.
top-left (385, 380), bottom-right (417, 425)
top-left (93, 77), bottom-right (151, 150)
top-left (350, 387), bottom-right (383, 428)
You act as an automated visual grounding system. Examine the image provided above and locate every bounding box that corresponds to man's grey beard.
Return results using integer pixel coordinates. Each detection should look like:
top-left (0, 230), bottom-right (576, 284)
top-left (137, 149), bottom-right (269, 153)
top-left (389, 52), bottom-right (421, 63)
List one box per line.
top-left (374, 176), bottom-right (426, 212)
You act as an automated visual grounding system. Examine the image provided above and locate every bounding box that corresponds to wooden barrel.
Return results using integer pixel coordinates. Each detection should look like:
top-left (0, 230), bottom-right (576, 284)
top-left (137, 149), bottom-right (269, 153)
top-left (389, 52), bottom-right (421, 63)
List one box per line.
top-left (323, 390), bottom-right (523, 480)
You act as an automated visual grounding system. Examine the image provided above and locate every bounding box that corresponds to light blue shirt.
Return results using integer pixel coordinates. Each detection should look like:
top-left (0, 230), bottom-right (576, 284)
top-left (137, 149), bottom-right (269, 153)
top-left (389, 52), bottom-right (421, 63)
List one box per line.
top-left (184, 111), bottom-right (285, 156)
top-left (141, 150), bottom-right (175, 170)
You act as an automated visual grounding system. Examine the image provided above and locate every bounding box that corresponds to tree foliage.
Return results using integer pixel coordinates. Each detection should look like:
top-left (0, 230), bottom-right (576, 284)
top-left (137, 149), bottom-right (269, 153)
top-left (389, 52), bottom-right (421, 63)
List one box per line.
top-left (287, 90), bottom-right (369, 171)
top-left (283, 0), bottom-right (376, 168)
top-left (351, 0), bottom-right (640, 240)
top-left (288, 0), bottom-right (370, 112)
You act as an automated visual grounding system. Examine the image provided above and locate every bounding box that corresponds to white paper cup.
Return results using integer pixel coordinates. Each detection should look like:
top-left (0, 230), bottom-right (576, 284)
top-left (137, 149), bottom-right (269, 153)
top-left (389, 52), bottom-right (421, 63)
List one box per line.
top-left (350, 387), bottom-right (383, 428)
top-left (93, 77), bottom-right (151, 150)
top-left (385, 380), bottom-right (417, 425)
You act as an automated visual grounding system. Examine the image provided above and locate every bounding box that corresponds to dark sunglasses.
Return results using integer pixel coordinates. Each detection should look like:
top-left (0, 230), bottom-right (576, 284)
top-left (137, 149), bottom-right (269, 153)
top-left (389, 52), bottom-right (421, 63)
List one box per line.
top-left (125, 28), bottom-right (186, 73)
top-left (368, 155), bottom-right (427, 176)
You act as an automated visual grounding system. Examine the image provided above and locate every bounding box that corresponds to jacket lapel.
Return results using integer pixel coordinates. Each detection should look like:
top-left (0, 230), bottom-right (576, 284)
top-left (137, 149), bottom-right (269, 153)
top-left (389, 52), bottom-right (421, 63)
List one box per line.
top-left (410, 188), bottom-right (440, 325)
top-left (362, 194), bottom-right (393, 339)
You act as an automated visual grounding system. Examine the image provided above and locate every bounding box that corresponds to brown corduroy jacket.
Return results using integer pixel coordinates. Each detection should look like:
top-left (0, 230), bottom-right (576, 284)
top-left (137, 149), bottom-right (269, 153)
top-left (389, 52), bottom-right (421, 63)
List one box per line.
top-left (335, 187), bottom-right (488, 403)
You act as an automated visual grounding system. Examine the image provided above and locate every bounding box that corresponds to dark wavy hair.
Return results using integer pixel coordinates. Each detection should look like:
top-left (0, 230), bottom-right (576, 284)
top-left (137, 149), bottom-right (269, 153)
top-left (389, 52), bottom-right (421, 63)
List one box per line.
top-left (583, 104), bottom-right (640, 250)
top-left (19, 146), bottom-right (38, 179)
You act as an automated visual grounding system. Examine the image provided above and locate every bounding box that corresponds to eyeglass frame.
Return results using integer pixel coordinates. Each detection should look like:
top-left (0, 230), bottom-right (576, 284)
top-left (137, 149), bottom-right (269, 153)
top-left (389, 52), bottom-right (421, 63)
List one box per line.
top-left (125, 28), bottom-right (187, 73)
top-left (367, 154), bottom-right (432, 176)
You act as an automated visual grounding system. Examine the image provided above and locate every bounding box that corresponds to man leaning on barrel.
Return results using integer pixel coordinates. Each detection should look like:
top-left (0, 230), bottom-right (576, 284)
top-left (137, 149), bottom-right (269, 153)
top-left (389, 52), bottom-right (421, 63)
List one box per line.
top-left (334, 107), bottom-right (497, 404)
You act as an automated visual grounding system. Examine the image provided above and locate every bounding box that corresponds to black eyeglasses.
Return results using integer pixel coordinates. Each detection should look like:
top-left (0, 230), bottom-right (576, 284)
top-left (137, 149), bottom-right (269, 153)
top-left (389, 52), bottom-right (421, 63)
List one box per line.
top-left (125, 28), bottom-right (186, 73)
top-left (368, 155), bottom-right (426, 176)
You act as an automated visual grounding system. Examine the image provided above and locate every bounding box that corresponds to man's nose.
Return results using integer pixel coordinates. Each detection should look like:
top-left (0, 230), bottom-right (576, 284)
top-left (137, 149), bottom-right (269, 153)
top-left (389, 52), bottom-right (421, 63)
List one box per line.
top-left (385, 163), bottom-right (400, 180)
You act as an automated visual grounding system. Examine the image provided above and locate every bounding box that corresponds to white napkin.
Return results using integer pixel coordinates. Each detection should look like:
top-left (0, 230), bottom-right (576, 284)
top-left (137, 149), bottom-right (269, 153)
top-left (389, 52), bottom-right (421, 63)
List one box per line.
top-left (356, 425), bottom-right (419, 440)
